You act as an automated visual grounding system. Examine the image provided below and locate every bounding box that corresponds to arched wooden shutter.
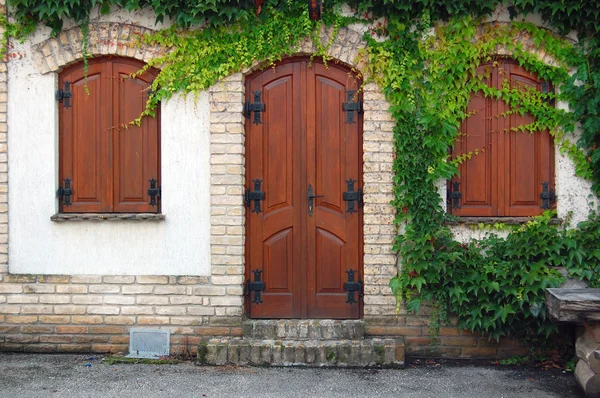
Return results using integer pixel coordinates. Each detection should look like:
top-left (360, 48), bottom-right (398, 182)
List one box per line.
top-left (450, 60), bottom-right (555, 217)
top-left (58, 57), bottom-right (160, 213)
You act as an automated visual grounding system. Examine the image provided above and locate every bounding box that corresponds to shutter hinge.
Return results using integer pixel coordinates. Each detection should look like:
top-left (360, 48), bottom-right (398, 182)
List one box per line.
top-left (244, 179), bottom-right (265, 213)
top-left (244, 91), bottom-right (265, 125)
top-left (342, 90), bottom-right (363, 124)
top-left (448, 181), bottom-right (462, 209)
top-left (342, 178), bottom-right (363, 213)
top-left (57, 178), bottom-right (73, 206)
top-left (148, 178), bottom-right (161, 206)
top-left (343, 270), bottom-right (363, 304)
top-left (541, 81), bottom-right (555, 104)
top-left (540, 182), bottom-right (556, 209)
top-left (245, 269), bottom-right (266, 304)
top-left (56, 81), bottom-right (73, 108)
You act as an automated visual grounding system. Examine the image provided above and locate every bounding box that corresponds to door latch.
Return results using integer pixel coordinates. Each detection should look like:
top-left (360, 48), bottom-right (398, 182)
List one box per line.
top-left (308, 184), bottom-right (324, 217)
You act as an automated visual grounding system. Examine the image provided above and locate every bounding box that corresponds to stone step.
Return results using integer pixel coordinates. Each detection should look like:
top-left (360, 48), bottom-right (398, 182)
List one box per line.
top-left (198, 338), bottom-right (404, 368)
top-left (242, 319), bottom-right (364, 340)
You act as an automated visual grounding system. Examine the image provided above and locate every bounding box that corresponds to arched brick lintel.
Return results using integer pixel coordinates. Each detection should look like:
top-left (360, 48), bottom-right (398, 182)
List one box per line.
top-left (31, 22), bottom-right (163, 74)
top-left (241, 25), bottom-right (370, 76)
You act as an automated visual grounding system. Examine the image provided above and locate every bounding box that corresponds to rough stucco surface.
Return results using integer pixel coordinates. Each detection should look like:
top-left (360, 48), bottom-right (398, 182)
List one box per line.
top-left (8, 35), bottom-right (212, 276)
top-left (0, 4), bottom-right (596, 358)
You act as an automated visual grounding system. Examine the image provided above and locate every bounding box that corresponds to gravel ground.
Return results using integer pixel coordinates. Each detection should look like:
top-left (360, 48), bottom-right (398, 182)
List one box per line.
top-left (0, 353), bottom-right (584, 398)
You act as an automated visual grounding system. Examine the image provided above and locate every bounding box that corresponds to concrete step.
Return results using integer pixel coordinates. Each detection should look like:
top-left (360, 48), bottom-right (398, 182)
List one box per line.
top-left (241, 319), bottom-right (364, 340)
top-left (198, 337), bottom-right (404, 368)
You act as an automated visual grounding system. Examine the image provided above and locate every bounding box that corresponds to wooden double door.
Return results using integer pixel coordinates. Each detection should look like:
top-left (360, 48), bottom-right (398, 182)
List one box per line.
top-left (245, 59), bottom-right (363, 319)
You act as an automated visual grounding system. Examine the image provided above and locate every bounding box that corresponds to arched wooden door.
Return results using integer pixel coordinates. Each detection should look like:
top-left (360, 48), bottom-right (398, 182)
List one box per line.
top-left (245, 58), bottom-right (363, 319)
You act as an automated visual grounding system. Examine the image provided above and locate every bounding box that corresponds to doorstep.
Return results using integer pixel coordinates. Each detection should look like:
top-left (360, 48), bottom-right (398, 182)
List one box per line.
top-left (197, 319), bottom-right (405, 368)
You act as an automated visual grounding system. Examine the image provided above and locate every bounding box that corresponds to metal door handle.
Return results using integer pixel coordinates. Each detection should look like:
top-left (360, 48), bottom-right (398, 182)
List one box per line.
top-left (308, 184), bottom-right (324, 217)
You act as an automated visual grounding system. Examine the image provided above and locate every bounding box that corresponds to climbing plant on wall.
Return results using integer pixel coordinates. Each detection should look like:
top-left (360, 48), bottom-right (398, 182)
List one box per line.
top-left (4, 0), bottom-right (600, 346)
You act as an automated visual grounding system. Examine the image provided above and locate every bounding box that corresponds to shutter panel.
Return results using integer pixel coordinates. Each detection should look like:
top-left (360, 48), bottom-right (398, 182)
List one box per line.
top-left (451, 66), bottom-right (497, 216)
top-left (59, 62), bottom-right (111, 212)
top-left (59, 57), bottom-right (160, 214)
top-left (503, 63), bottom-right (555, 216)
top-left (112, 60), bottom-right (160, 213)
top-left (451, 61), bottom-right (555, 217)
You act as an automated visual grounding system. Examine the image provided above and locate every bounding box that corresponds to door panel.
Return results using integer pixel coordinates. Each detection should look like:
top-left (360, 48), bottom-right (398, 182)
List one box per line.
top-left (307, 62), bottom-right (361, 318)
top-left (247, 63), bottom-right (301, 318)
top-left (246, 59), bottom-right (362, 319)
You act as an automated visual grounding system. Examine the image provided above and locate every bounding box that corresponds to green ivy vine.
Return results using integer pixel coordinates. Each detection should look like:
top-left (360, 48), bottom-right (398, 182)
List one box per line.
top-left (4, 0), bottom-right (600, 348)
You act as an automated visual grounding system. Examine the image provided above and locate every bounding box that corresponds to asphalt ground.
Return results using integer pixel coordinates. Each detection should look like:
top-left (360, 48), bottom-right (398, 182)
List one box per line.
top-left (0, 353), bottom-right (584, 398)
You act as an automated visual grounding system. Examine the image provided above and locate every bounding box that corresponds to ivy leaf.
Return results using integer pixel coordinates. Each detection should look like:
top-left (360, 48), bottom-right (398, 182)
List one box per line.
top-left (410, 276), bottom-right (426, 292)
top-left (406, 298), bottom-right (422, 314)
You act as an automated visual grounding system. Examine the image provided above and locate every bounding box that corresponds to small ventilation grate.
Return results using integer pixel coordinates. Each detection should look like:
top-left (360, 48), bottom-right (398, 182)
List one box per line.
top-left (126, 328), bottom-right (170, 359)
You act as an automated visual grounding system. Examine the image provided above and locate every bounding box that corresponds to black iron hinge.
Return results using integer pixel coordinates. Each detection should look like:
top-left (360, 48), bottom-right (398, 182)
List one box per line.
top-left (148, 178), bottom-right (161, 206)
top-left (540, 182), bottom-right (556, 209)
top-left (343, 269), bottom-right (363, 304)
top-left (541, 81), bottom-right (555, 104)
top-left (244, 91), bottom-right (265, 125)
top-left (57, 178), bottom-right (73, 206)
top-left (342, 90), bottom-right (363, 124)
top-left (448, 181), bottom-right (462, 209)
top-left (342, 178), bottom-right (363, 213)
top-left (56, 81), bottom-right (73, 108)
top-left (246, 269), bottom-right (266, 304)
top-left (245, 179), bottom-right (265, 214)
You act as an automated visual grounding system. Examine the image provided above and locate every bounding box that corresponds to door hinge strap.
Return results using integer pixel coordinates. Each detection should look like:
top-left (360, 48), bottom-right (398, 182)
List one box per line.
top-left (343, 269), bottom-right (363, 304)
top-left (541, 81), bottom-right (555, 104)
top-left (448, 181), bottom-right (462, 209)
top-left (342, 179), bottom-right (363, 213)
top-left (57, 178), bottom-right (73, 206)
top-left (540, 181), bottom-right (556, 209)
top-left (244, 91), bottom-right (265, 125)
top-left (245, 179), bottom-right (265, 213)
top-left (148, 178), bottom-right (161, 206)
top-left (342, 90), bottom-right (363, 124)
top-left (246, 269), bottom-right (266, 304)
top-left (56, 81), bottom-right (73, 108)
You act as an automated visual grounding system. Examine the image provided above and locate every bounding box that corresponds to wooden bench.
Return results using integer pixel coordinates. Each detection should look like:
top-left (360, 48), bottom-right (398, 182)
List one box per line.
top-left (547, 288), bottom-right (600, 397)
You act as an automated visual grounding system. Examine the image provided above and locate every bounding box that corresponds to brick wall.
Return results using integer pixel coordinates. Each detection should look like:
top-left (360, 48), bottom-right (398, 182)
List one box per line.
top-left (0, 275), bottom-right (241, 354)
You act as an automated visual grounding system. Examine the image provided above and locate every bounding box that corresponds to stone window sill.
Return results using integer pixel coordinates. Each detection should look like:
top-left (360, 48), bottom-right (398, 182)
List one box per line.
top-left (444, 217), bottom-right (563, 226)
top-left (51, 213), bottom-right (165, 222)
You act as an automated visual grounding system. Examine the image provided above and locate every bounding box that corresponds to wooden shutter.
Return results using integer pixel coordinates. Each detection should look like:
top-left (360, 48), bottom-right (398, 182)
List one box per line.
top-left (59, 62), bottom-right (111, 213)
top-left (112, 59), bottom-right (160, 213)
top-left (59, 57), bottom-right (160, 213)
top-left (451, 65), bottom-right (497, 216)
top-left (502, 63), bottom-right (555, 217)
top-left (451, 60), bottom-right (554, 217)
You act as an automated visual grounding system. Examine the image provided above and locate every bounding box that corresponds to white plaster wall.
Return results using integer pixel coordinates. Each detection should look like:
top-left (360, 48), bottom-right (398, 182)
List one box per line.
top-left (7, 38), bottom-right (212, 276)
